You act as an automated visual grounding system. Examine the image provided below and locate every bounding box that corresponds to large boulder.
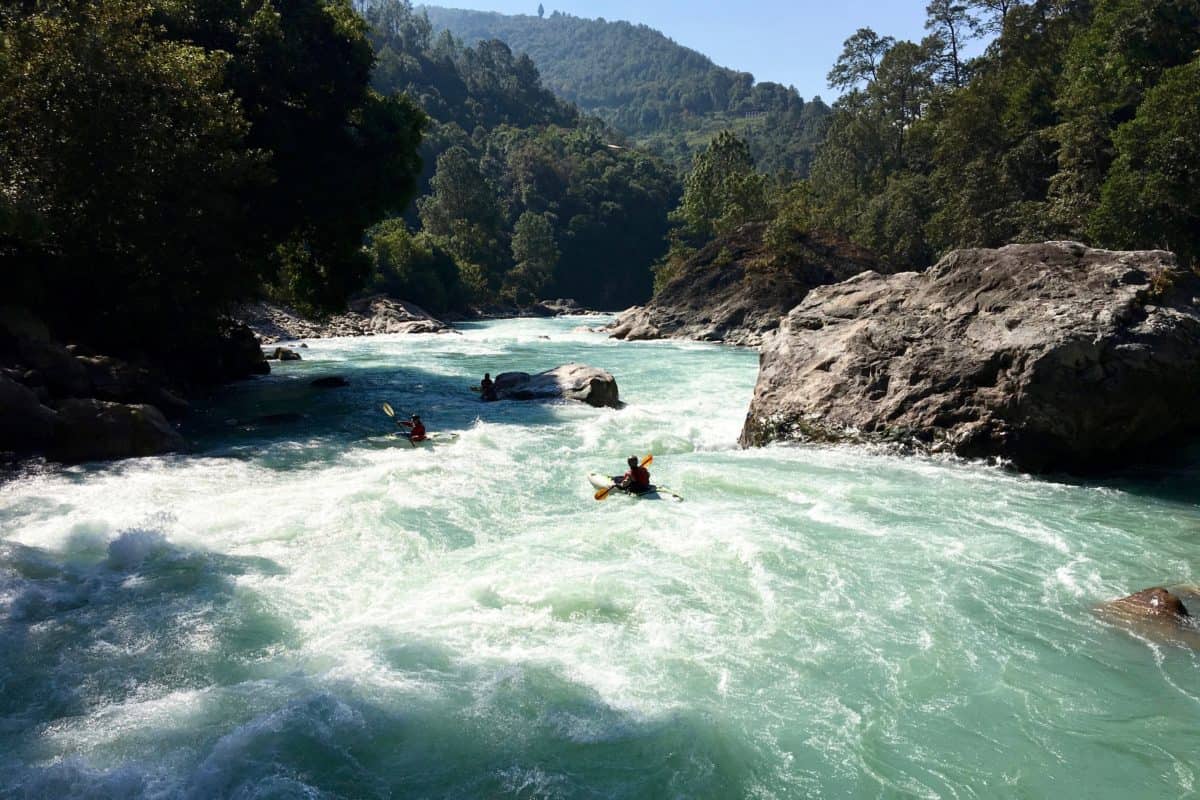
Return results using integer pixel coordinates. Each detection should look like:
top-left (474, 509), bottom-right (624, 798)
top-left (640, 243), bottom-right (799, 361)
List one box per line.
top-left (607, 223), bottom-right (882, 347)
top-left (76, 354), bottom-right (190, 416)
top-left (51, 399), bottom-right (186, 463)
top-left (740, 242), bottom-right (1200, 473)
top-left (0, 373), bottom-right (58, 452)
top-left (348, 296), bottom-right (450, 335)
top-left (16, 338), bottom-right (91, 397)
top-left (494, 363), bottom-right (621, 408)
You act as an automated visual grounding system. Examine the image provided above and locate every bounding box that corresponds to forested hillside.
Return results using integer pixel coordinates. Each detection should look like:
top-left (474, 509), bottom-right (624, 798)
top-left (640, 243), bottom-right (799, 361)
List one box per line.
top-left (808, 0), bottom-right (1200, 270)
top-left (649, 0), bottom-right (1199, 300)
top-left (419, 6), bottom-right (831, 176)
top-left (358, 0), bottom-right (679, 310)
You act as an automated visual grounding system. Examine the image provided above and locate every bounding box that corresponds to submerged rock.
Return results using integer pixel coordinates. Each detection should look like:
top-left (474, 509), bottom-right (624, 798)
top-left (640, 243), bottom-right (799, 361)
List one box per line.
top-left (494, 363), bottom-right (620, 408)
top-left (310, 376), bottom-right (350, 388)
top-left (1096, 587), bottom-right (1199, 647)
top-left (740, 242), bottom-right (1200, 473)
top-left (607, 223), bottom-right (881, 347)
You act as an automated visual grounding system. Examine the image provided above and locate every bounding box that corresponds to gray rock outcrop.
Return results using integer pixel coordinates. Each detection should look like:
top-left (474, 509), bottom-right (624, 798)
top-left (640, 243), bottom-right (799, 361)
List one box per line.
top-left (237, 296), bottom-right (451, 344)
top-left (607, 223), bottom-right (882, 347)
top-left (739, 242), bottom-right (1200, 473)
top-left (494, 363), bottom-right (621, 408)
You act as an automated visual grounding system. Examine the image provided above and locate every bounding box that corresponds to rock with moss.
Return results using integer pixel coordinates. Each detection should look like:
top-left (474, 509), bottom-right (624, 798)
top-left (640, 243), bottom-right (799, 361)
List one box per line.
top-left (740, 242), bottom-right (1200, 473)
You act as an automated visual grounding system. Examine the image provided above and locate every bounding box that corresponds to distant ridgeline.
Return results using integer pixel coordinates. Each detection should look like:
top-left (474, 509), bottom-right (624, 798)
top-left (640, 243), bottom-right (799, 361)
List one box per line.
top-left (356, 0), bottom-right (680, 311)
top-left (418, 5), bottom-right (832, 176)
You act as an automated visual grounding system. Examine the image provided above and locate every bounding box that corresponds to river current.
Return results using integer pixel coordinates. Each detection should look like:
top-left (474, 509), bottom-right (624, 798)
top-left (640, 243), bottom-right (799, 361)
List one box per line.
top-left (2, 316), bottom-right (1198, 798)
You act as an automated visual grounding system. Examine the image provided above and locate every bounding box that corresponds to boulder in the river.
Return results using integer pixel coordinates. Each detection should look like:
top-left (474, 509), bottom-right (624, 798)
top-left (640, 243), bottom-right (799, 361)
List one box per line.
top-left (1103, 587), bottom-right (1189, 620)
top-left (0, 373), bottom-right (59, 452)
top-left (212, 322), bottom-right (271, 380)
top-left (1096, 587), bottom-right (1200, 647)
top-left (269, 347), bottom-right (302, 362)
top-left (740, 242), bottom-right (1200, 473)
top-left (50, 399), bottom-right (185, 463)
top-left (607, 222), bottom-right (882, 347)
top-left (310, 376), bottom-right (350, 388)
top-left (494, 363), bottom-right (621, 408)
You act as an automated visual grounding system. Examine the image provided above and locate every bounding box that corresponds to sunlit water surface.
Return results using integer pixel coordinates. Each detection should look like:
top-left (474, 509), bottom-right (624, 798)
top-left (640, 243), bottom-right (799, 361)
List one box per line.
top-left (2, 316), bottom-right (1199, 798)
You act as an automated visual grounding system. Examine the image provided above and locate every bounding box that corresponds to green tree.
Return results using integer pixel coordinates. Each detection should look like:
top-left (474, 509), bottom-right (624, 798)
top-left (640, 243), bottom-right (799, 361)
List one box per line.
top-left (538, 3), bottom-right (545, 18)
top-left (1092, 57), bottom-right (1200, 265)
top-left (506, 211), bottom-right (559, 302)
top-left (0, 0), bottom-right (257, 348)
top-left (417, 146), bottom-right (506, 294)
top-left (827, 28), bottom-right (896, 92)
top-left (924, 0), bottom-right (978, 87)
top-left (673, 131), bottom-right (770, 242)
top-left (367, 220), bottom-right (465, 311)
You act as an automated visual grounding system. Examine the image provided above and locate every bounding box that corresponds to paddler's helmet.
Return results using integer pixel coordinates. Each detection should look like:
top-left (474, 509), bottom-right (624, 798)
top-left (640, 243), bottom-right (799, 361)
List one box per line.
top-left (627, 456), bottom-right (638, 467)
top-left (412, 414), bottom-right (421, 421)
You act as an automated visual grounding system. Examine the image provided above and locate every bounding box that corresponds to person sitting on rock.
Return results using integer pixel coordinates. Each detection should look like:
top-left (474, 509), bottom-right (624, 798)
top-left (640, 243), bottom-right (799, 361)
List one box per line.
top-left (618, 456), bottom-right (651, 493)
top-left (399, 414), bottom-right (427, 442)
top-left (480, 373), bottom-right (498, 402)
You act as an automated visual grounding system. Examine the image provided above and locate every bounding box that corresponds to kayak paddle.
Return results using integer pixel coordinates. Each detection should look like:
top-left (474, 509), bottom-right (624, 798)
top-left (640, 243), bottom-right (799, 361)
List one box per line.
top-left (595, 454), bottom-right (653, 501)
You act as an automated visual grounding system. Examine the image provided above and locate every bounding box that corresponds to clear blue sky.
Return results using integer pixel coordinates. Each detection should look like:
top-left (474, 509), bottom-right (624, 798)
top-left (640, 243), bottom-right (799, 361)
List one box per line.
top-left (426, 1), bottom-right (976, 101)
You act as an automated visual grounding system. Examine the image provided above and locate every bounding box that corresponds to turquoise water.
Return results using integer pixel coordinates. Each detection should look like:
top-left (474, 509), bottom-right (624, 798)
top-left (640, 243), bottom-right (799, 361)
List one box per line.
top-left (2, 316), bottom-right (1199, 798)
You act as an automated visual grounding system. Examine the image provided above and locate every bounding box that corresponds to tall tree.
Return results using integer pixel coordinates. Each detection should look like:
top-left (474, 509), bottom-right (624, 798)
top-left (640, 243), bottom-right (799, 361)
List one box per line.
top-left (506, 211), bottom-right (558, 302)
top-left (827, 28), bottom-right (897, 92)
top-left (538, 3), bottom-right (545, 18)
top-left (672, 131), bottom-right (770, 242)
top-left (924, 0), bottom-right (978, 87)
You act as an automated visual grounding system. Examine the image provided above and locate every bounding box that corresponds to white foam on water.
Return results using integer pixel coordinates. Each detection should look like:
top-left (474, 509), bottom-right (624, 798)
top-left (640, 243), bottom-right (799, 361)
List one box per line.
top-left (3, 316), bottom-right (1200, 798)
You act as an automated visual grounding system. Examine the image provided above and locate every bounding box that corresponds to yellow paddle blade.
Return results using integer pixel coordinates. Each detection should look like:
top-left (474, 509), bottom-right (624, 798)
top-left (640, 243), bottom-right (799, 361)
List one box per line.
top-left (641, 454), bottom-right (653, 467)
top-left (381, 402), bottom-right (395, 417)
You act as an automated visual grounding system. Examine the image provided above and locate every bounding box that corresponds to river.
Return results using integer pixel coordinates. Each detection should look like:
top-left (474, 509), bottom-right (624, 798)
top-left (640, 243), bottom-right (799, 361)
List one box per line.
top-left (2, 316), bottom-right (1198, 798)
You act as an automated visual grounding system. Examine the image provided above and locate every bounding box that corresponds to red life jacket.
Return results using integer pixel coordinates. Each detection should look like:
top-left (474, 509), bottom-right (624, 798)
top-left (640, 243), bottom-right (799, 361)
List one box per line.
top-left (624, 466), bottom-right (650, 489)
top-left (405, 421), bottom-right (427, 440)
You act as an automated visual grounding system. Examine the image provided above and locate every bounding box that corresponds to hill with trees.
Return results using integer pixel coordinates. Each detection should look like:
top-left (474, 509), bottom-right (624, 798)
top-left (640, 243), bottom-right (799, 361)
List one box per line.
top-left (358, 0), bottom-right (680, 311)
top-left (418, 5), bottom-right (832, 176)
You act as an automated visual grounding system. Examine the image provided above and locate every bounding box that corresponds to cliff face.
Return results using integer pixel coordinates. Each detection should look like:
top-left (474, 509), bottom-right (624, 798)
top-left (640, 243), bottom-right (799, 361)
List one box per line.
top-left (607, 223), bottom-right (882, 348)
top-left (739, 242), bottom-right (1200, 474)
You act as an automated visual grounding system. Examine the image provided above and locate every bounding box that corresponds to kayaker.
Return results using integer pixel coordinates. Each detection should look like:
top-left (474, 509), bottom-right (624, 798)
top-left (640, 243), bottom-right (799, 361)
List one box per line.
top-left (399, 413), bottom-right (427, 442)
top-left (618, 455), bottom-right (651, 493)
top-left (480, 373), bottom-right (498, 402)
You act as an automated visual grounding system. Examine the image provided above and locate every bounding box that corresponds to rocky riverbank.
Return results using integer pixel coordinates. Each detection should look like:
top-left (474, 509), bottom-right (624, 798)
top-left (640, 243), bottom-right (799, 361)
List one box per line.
top-left (235, 296), bottom-right (453, 344)
top-left (0, 308), bottom-right (267, 465)
top-left (739, 242), bottom-right (1200, 474)
top-left (607, 223), bottom-right (881, 347)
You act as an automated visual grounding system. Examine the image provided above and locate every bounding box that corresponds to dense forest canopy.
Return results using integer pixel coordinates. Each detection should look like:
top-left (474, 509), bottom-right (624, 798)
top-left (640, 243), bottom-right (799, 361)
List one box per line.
top-left (806, 0), bottom-right (1200, 270)
top-left (0, 0), bottom-right (424, 356)
top-left (357, 0), bottom-right (680, 310)
top-left (419, 6), bottom-right (833, 176)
